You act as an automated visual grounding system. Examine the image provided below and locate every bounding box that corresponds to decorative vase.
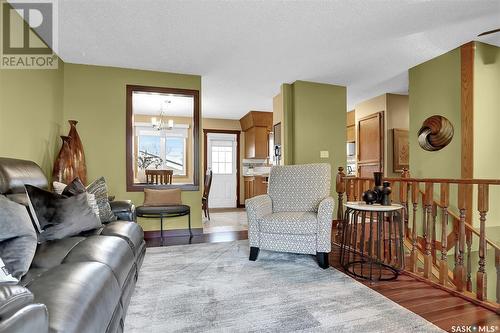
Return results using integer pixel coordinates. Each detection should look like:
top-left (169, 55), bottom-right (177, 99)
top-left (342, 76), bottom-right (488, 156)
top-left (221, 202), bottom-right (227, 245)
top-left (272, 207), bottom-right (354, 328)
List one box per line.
top-left (362, 190), bottom-right (377, 205)
top-left (67, 120), bottom-right (87, 185)
top-left (381, 181), bottom-right (392, 206)
top-left (373, 171), bottom-right (384, 203)
top-left (52, 136), bottom-right (75, 184)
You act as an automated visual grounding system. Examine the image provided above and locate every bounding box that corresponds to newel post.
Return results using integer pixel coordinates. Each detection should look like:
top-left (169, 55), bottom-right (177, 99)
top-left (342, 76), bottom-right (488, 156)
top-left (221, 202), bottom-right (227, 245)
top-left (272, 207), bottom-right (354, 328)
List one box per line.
top-left (336, 167), bottom-right (346, 242)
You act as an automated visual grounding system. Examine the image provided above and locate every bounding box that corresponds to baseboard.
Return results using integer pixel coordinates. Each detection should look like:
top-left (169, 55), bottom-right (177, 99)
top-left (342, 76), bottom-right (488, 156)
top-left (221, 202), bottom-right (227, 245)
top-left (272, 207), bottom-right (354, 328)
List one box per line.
top-left (144, 228), bottom-right (204, 239)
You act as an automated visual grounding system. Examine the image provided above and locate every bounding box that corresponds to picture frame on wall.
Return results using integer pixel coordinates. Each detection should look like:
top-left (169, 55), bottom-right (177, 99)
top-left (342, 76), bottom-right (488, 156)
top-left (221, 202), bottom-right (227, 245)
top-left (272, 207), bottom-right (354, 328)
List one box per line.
top-left (393, 128), bottom-right (409, 172)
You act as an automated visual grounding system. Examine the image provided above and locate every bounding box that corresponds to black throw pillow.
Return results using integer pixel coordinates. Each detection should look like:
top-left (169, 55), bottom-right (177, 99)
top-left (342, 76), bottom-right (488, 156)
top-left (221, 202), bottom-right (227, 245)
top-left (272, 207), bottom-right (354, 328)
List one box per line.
top-left (25, 185), bottom-right (102, 242)
top-left (61, 177), bottom-right (87, 196)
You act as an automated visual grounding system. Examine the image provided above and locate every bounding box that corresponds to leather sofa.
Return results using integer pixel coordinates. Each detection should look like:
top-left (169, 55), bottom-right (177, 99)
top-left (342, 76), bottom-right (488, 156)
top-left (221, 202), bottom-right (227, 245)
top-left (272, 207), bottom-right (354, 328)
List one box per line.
top-left (0, 157), bottom-right (145, 333)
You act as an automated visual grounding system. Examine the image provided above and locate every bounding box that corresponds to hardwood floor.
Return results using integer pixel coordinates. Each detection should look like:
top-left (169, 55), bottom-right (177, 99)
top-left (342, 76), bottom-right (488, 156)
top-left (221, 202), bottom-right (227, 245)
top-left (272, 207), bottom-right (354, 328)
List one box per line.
top-left (329, 245), bottom-right (500, 332)
top-left (145, 232), bottom-right (499, 332)
top-left (145, 230), bottom-right (248, 247)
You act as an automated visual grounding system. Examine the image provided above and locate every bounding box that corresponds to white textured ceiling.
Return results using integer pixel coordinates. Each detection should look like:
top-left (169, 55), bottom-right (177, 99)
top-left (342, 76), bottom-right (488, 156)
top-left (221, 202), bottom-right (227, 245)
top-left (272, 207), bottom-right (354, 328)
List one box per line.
top-left (54, 1), bottom-right (500, 119)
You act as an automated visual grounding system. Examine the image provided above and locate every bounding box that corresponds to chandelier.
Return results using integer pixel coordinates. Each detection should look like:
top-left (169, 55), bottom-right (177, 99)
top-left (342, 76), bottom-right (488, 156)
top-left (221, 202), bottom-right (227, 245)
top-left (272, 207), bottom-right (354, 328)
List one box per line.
top-left (151, 100), bottom-right (174, 131)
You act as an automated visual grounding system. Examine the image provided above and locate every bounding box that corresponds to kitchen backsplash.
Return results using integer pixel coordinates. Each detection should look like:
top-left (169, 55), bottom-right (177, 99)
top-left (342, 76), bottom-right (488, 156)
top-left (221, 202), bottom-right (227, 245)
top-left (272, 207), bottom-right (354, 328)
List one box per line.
top-left (242, 159), bottom-right (271, 176)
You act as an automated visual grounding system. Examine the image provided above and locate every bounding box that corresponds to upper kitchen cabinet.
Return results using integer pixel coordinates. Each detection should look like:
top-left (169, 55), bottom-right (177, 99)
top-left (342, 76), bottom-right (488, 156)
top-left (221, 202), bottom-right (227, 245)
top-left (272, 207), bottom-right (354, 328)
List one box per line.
top-left (240, 111), bottom-right (273, 159)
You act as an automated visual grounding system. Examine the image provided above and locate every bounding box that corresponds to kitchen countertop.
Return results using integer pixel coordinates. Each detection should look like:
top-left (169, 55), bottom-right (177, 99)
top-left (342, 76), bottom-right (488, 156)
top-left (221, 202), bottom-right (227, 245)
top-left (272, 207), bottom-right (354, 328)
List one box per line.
top-left (243, 173), bottom-right (269, 177)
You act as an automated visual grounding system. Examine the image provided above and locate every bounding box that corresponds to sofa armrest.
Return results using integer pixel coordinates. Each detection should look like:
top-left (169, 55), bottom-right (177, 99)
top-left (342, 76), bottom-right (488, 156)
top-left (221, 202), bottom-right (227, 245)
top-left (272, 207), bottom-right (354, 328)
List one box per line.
top-left (109, 200), bottom-right (136, 222)
top-left (317, 197), bottom-right (335, 253)
top-left (0, 284), bottom-right (48, 333)
top-left (245, 194), bottom-right (272, 247)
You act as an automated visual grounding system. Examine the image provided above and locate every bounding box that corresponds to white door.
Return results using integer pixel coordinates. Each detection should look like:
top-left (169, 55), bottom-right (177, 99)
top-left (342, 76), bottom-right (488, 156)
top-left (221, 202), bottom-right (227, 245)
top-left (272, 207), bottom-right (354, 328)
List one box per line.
top-left (207, 133), bottom-right (237, 208)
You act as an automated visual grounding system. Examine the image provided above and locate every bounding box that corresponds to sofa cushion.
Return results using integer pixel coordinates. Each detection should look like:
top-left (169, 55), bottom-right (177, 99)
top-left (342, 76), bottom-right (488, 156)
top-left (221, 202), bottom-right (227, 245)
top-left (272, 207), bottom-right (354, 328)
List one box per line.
top-left (101, 221), bottom-right (144, 257)
top-left (258, 212), bottom-right (317, 235)
top-left (25, 185), bottom-right (102, 242)
top-left (0, 196), bottom-right (37, 279)
top-left (0, 158), bottom-right (48, 194)
top-left (28, 262), bottom-right (121, 333)
top-left (62, 236), bottom-right (135, 288)
top-left (30, 237), bottom-right (86, 270)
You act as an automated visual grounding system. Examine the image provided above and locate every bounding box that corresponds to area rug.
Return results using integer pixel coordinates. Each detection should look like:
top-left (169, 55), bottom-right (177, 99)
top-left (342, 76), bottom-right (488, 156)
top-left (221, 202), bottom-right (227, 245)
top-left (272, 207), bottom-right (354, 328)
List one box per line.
top-left (125, 240), bottom-right (443, 332)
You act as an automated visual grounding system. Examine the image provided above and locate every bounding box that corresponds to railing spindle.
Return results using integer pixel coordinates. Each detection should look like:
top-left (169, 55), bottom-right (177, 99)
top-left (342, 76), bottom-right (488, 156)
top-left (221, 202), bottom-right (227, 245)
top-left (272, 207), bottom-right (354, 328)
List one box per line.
top-left (495, 248), bottom-right (499, 304)
top-left (424, 182), bottom-right (433, 278)
top-left (466, 230), bottom-right (473, 292)
top-left (432, 203), bottom-right (437, 264)
top-left (348, 179), bottom-right (355, 202)
top-left (439, 183), bottom-right (449, 285)
top-left (400, 179), bottom-right (409, 238)
top-left (477, 184), bottom-right (489, 300)
top-left (455, 184), bottom-right (468, 291)
top-left (410, 181), bottom-right (419, 272)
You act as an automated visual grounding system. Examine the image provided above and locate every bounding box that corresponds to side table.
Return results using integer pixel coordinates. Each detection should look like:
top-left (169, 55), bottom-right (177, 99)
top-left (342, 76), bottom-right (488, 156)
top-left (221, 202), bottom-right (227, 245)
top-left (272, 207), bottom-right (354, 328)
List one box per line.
top-left (340, 202), bottom-right (404, 281)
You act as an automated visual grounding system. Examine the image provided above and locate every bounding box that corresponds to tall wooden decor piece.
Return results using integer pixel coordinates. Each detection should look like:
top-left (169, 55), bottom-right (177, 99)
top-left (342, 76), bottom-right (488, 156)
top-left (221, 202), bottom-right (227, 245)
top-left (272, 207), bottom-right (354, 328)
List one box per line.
top-left (67, 120), bottom-right (87, 185)
top-left (52, 136), bottom-right (75, 184)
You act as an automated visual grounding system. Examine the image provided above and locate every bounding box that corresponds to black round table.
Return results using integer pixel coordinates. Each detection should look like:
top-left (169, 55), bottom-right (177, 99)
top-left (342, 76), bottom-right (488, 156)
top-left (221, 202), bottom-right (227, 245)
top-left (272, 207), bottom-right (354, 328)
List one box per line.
top-left (340, 202), bottom-right (404, 281)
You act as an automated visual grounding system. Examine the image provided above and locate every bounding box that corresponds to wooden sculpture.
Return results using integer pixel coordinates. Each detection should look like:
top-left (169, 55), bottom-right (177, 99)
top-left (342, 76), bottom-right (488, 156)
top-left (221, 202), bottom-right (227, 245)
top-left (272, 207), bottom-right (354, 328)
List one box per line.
top-left (418, 115), bottom-right (454, 151)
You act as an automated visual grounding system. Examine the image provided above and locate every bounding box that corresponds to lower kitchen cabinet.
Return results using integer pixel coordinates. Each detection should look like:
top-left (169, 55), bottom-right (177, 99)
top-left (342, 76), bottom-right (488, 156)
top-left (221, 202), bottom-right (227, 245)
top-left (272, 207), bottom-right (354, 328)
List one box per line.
top-left (244, 176), bottom-right (268, 201)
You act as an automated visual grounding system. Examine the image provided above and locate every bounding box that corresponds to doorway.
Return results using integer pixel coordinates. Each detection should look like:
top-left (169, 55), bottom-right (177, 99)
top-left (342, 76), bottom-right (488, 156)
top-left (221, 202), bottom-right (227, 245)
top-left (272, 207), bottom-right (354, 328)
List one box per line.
top-left (208, 133), bottom-right (237, 207)
top-left (203, 129), bottom-right (246, 234)
top-left (203, 129), bottom-right (241, 208)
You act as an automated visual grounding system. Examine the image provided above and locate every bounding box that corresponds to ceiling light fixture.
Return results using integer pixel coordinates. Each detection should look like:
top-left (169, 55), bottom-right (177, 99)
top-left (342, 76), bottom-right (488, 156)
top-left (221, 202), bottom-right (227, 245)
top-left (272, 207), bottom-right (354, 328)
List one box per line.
top-left (151, 100), bottom-right (174, 131)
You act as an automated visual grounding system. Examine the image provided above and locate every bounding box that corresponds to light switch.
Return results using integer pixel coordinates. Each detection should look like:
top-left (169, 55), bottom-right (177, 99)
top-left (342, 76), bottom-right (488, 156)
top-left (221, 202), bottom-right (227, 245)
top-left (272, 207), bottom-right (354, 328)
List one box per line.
top-left (320, 151), bottom-right (329, 158)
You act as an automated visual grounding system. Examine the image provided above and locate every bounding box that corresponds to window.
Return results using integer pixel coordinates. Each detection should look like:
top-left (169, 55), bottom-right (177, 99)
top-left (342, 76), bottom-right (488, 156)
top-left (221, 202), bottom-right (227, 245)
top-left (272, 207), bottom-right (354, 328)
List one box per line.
top-left (211, 145), bottom-right (233, 174)
top-left (137, 134), bottom-right (186, 176)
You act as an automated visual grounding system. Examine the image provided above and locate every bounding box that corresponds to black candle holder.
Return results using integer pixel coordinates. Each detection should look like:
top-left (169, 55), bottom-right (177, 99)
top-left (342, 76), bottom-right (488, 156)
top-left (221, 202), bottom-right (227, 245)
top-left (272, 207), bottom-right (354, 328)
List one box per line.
top-left (362, 172), bottom-right (392, 206)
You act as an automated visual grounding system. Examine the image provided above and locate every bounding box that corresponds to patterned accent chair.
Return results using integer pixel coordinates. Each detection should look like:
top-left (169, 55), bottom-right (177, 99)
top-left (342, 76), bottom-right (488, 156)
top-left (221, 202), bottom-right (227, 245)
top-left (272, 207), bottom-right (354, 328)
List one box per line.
top-left (246, 163), bottom-right (334, 268)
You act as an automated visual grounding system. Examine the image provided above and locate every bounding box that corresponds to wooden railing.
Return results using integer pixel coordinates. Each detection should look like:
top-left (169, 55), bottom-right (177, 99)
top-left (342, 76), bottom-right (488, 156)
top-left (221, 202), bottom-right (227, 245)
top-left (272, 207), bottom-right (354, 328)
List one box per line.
top-left (335, 167), bottom-right (500, 313)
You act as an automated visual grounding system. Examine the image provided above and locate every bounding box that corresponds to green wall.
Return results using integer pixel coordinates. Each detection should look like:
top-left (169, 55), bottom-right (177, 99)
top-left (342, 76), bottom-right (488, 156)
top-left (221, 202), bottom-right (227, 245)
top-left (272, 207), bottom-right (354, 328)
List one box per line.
top-left (282, 80), bottom-right (347, 213)
top-left (1, 60), bottom-right (202, 231)
top-left (409, 48), bottom-right (462, 179)
top-left (62, 63), bottom-right (202, 231)
top-left (0, 60), bottom-right (64, 175)
top-left (474, 42), bottom-right (500, 229)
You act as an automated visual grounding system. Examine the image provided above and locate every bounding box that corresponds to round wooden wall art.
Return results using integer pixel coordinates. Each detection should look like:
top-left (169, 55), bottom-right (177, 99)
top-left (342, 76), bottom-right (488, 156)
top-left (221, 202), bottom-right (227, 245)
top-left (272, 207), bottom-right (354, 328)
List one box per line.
top-left (417, 115), bottom-right (454, 151)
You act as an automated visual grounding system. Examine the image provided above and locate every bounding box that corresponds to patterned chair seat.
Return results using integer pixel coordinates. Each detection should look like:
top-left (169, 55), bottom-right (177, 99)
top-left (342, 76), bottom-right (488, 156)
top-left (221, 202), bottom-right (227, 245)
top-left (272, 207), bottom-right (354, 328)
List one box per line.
top-left (259, 212), bottom-right (317, 235)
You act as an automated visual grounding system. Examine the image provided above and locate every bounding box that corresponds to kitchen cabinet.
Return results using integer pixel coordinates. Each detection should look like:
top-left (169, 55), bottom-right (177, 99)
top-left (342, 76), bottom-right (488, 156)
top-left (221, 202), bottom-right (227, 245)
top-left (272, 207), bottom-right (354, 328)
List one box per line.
top-left (244, 176), bottom-right (268, 201)
top-left (244, 177), bottom-right (255, 201)
top-left (244, 126), bottom-right (269, 159)
top-left (240, 111), bottom-right (273, 159)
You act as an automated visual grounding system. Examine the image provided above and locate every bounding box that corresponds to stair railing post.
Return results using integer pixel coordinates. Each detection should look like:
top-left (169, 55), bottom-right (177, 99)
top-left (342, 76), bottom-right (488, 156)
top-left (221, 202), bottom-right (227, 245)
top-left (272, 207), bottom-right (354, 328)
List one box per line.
top-left (335, 167), bottom-right (346, 242)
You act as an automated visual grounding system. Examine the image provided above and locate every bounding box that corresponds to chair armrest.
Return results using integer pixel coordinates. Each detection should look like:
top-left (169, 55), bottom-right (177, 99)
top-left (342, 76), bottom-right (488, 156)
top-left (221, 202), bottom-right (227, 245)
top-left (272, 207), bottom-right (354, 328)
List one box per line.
top-left (317, 197), bottom-right (335, 253)
top-left (109, 200), bottom-right (136, 222)
top-left (0, 284), bottom-right (48, 333)
top-left (245, 194), bottom-right (272, 247)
